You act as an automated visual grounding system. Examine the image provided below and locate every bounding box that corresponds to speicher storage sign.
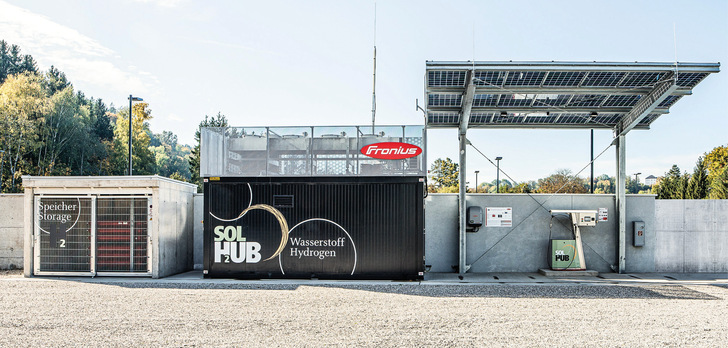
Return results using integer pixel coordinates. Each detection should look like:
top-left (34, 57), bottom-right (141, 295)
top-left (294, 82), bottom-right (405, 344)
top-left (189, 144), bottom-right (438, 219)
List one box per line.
top-left (203, 176), bottom-right (425, 280)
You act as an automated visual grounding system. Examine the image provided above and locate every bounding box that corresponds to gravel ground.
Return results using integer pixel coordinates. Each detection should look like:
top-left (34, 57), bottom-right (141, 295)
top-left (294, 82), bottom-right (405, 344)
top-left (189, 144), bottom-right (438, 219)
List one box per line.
top-left (0, 273), bottom-right (726, 347)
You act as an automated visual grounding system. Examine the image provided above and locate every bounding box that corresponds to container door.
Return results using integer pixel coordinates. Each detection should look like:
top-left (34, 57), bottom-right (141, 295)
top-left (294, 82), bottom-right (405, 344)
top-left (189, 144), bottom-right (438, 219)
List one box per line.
top-left (34, 196), bottom-right (95, 276)
top-left (95, 197), bottom-right (150, 274)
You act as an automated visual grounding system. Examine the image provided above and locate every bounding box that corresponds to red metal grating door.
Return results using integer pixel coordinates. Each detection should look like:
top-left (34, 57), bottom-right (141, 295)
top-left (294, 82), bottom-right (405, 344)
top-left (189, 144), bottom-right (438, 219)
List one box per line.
top-left (96, 197), bottom-right (149, 272)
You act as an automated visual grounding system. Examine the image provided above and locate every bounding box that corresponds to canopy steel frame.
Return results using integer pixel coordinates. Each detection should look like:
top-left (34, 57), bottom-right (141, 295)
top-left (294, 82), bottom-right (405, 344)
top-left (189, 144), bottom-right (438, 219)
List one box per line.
top-left (425, 61), bottom-right (719, 276)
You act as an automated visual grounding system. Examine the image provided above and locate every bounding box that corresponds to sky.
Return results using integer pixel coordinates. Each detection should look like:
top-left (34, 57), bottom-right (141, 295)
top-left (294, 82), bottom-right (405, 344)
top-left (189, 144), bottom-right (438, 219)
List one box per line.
top-left (1, 0), bottom-right (726, 186)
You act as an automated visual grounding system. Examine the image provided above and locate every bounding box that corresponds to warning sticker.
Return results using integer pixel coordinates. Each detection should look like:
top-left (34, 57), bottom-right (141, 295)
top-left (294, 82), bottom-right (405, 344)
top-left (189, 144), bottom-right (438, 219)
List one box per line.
top-left (486, 207), bottom-right (512, 227)
top-left (598, 208), bottom-right (608, 222)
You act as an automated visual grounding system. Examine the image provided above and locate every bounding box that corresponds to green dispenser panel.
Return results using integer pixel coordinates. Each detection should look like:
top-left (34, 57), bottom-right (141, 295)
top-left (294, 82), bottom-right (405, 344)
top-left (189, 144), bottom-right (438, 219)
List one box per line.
top-left (549, 240), bottom-right (581, 270)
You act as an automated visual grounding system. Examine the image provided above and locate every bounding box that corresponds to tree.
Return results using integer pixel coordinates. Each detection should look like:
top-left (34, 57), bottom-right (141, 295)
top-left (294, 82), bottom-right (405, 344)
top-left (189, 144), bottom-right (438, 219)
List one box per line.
top-left (0, 72), bottom-right (47, 191)
top-left (654, 165), bottom-right (689, 199)
top-left (686, 157), bottom-right (708, 199)
top-left (709, 166), bottom-right (728, 199)
top-left (429, 157), bottom-right (459, 188)
top-left (505, 182), bottom-right (532, 193)
top-left (36, 86), bottom-right (87, 175)
top-left (704, 145), bottom-right (728, 180)
top-left (190, 113), bottom-right (228, 192)
top-left (594, 174), bottom-right (615, 194)
top-left (151, 131), bottom-right (192, 180)
top-left (43, 66), bottom-right (70, 95)
top-left (536, 169), bottom-right (588, 193)
top-left (111, 102), bottom-right (157, 175)
top-left (0, 40), bottom-right (38, 84)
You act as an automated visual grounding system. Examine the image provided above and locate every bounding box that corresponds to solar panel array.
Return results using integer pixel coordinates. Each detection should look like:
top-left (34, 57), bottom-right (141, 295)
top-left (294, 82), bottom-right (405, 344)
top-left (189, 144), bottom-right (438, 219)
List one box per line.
top-left (426, 61), bottom-right (718, 129)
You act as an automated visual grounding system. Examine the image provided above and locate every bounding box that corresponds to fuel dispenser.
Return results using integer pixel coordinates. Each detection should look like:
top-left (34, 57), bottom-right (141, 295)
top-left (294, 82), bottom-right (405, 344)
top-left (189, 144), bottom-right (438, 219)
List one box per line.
top-left (548, 210), bottom-right (598, 271)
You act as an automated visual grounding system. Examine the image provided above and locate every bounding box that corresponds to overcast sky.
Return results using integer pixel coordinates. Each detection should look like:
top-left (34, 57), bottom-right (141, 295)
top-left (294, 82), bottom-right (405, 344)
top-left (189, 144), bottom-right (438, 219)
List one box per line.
top-left (1, 0), bottom-right (726, 185)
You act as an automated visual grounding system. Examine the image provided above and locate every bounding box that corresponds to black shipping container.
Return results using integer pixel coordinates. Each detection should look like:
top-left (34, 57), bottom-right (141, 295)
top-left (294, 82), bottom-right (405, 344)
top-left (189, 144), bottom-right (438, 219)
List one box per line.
top-left (203, 176), bottom-right (425, 280)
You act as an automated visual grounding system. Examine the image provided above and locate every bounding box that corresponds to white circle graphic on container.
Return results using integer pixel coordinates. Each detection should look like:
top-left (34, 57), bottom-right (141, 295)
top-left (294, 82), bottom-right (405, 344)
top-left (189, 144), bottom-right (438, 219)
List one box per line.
top-left (278, 218), bottom-right (357, 276)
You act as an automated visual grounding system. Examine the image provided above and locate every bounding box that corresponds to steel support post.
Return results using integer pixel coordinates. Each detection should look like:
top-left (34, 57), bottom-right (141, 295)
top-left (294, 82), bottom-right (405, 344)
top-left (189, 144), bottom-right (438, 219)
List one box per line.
top-left (616, 135), bottom-right (626, 273)
top-left (458, 134), bottom-right (468, 276)
top-left (457, 71), bottom-right (475, 277)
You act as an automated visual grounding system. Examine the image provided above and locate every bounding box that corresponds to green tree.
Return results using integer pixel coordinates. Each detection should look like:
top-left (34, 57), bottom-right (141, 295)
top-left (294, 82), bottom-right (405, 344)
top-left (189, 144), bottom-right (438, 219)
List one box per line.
top-left (709, 166), bottom-right (728, 199)
top-left (151, 131), bottom-right (192, 180)
top-left (430, 157), bottom-right (459, 188)
top-left (0, 72), bottom-right (46, 191)
top-left (704, 145), bottom-right (728, 180)
top-left (536, 169), bottom-right (588, 193)
top-left (36, 86), bottom-right (88, 175)
top-left (654, 165), bottom-right (689, 199)
top-left (686, 157), bottom-right (708, 199)
top-left (488, 178), bottom-right (513, 193)
top-left (190, 113), bottom-right (228, 192)
top-left (111, 102), bottom-right (157, 175)
top-left (0, 40), bottom-right (38, 84)
top-left (594, 174), bottom-right (615, 194)
top-left (0, 42), bottom-right (114, 188)
top-left (505, 182), bottom-right (532, 193)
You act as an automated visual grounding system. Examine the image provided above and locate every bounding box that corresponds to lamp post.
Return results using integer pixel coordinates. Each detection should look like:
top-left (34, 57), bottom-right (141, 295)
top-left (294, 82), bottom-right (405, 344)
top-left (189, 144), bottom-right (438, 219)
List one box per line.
top-left (495, 156), bottom-right (503, 193)
top-left (631, 172), bottom-right (642, 194)
top-left (128, 95), bottom-right (143, 176)
top-left (474, 170), bottom-right (479, 193)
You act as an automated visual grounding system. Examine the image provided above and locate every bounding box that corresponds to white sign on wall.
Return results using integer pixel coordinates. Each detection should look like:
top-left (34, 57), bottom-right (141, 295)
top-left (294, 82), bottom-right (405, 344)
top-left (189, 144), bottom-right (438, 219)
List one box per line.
top-left (486, 207), bottom-right (512, 227)
top-left (598, 208), bottom-right (608, 222)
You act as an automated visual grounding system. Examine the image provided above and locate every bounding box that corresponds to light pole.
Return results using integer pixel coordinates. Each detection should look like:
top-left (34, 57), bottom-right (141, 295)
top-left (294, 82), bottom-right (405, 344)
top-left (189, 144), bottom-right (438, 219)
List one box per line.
top-left (474, 170), bottom-right (479, 193)
top-left (631, 172), bottom-right (642, 194)
top-left (128, 95), bottom-right (143, 176)
top-left (495, 156), bottom-right (503, 193)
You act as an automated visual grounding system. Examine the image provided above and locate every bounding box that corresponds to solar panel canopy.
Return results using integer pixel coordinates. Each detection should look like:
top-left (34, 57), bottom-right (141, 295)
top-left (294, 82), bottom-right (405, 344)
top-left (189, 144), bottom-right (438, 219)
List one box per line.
top-left (425, 61), bottom-right (719, 130)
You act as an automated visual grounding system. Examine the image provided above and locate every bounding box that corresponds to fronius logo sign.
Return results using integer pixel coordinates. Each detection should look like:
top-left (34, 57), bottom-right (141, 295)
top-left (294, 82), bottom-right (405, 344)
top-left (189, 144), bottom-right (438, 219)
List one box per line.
top-left (361, 142), bottom-right (422, 160)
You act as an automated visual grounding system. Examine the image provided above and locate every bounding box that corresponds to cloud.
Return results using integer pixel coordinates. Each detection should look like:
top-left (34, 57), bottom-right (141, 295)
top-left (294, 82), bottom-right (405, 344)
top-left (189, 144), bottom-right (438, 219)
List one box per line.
top-left (166, 113), bottom-right (184, 122)
top-left (131, 0), bottom-right (186, 8)
top-left (0, 0), bottom-right (158, 95)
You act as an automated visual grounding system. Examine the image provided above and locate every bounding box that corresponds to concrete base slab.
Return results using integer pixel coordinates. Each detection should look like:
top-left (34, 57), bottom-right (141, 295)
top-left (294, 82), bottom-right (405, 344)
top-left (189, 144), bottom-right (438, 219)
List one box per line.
top-left (539, 269), bottom-right (599, 277)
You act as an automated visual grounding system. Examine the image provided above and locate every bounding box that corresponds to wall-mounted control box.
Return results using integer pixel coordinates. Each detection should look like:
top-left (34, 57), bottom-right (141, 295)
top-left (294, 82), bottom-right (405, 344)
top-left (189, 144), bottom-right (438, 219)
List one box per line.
top-left (574, 211), bottom-right (597, 226)
top-left (467, 206), bottom-right (483, 227)
top-left (633, 221), bottom-right (645, 247)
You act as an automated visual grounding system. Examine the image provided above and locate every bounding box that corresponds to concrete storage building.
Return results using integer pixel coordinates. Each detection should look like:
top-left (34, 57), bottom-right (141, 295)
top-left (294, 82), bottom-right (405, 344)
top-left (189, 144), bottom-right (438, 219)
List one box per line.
top-left (22, 176), bottom-right (196, 278)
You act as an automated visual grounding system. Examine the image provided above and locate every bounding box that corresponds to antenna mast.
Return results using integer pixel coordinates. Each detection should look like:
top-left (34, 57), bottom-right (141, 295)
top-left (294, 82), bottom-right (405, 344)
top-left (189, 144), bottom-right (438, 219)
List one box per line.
top-left (371, 2), bottom-right (377, 133)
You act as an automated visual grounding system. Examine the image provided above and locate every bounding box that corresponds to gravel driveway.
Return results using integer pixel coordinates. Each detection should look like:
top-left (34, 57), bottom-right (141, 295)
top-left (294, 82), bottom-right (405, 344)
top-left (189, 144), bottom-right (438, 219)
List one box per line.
top-left (0, 273), bottom-right (726, 347)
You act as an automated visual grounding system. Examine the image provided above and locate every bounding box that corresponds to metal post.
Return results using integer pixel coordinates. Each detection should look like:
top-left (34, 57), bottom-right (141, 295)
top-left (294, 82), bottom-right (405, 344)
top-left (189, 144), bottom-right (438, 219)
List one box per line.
top-left (128, 95), bottom-right (132, 175)
top-left (496, 161), bottom-right (500, 193)
top-left (616, 135), bottom-right (626, 273)
top-left (590, 129), bottom-right (594, 194)
top-left (458, 134), bottom-right (468, 276)
top-left (475, 170), bottom-right (479, 193)
top-left (495, 156), bottom-right (502, 193)
top-left (130, 199), bottom-right (135, 271)
top-left (265, 127), bottom-right (270, 175)
top-left (127, 95), bottom-right (143, 176)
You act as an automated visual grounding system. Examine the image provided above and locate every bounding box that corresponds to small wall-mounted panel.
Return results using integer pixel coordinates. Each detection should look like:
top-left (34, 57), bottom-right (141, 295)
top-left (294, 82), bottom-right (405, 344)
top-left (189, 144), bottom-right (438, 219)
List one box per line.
top-left (633, 221), bottom-right (645, 247)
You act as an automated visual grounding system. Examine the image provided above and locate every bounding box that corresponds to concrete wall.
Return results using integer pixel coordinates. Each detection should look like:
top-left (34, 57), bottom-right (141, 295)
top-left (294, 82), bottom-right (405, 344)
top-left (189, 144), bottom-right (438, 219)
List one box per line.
top-left (193, 193), bottom-right (204, 270)
top-left (5, 188), bottom-right (725, 274)
top-left (425, 193), bottom-right (656, 273)
top-left (154, 180), bottom-right (197, 278)
top-left (0, 194), bottom-right (24, 270)
top-left (655, 200), bottom-right (728, 272)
